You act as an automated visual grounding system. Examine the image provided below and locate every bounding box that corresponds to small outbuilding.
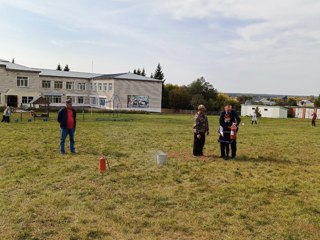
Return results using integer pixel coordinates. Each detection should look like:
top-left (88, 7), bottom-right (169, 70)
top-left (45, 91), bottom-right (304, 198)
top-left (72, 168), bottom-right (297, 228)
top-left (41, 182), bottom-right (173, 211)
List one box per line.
top-left (241, 105), bottom-right (288, 119)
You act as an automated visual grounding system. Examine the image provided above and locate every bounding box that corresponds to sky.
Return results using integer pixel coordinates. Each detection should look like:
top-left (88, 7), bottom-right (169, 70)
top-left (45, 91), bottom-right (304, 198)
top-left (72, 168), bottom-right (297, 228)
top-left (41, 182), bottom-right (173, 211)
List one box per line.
top-left (0, 0), bottom-right (319, 95)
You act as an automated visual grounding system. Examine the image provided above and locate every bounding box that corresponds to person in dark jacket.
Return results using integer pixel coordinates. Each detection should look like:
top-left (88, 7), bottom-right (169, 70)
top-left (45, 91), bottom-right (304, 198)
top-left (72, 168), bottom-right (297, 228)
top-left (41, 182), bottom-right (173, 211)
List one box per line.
top-left (219, 103), bottom-right (241, 159)
top-left (57, 99), bottom-right (77, 154)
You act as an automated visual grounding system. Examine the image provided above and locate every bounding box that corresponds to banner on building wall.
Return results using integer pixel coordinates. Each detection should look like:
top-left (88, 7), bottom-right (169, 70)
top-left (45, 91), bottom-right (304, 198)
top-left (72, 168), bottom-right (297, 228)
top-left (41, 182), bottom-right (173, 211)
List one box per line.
top-left (127, 95), bottom-right (149, 108)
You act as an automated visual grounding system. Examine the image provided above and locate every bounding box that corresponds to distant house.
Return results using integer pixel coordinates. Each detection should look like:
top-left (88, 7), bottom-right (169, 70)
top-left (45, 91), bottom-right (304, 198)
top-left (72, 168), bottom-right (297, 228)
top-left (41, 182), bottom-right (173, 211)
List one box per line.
top-left (259, 98), bottom-right (276, 106)
top-left (249, 97), bottom-right (276, 106)
top-left (297, 100), bottom-right (314, 108)
top-left (241, 105), bottom-right (288, 119)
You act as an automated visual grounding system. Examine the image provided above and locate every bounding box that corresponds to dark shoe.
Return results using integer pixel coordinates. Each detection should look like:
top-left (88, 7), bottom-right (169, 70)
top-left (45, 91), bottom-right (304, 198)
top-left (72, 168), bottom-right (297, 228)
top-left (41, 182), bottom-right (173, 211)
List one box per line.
top-left (71, 151), bottom-right (76, 154)
top-left (220, 155), bottom-right (225, 159)
top-left (60, 151), bottom-right (66, 155)
top-left (224, 156), bottom-right (229, 160)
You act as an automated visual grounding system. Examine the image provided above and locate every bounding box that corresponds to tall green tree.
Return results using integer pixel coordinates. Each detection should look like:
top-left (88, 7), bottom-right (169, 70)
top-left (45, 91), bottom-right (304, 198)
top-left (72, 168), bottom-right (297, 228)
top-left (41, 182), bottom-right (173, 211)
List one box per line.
top-left (153, 63), bottom-right (165, 81)
top-left (188, 77), bottom-right (217, 101)
top-left (133, 69), bottom-right (137, 74)
top-left (191, 94), bottom-right (206, 110)
top-left (153, 63), bottom-right (166, 108)
top-left (169, 87), bottom-right (191, 110)
top-left (64, 64), bottom-right (70, 71)
top-left (57, 64), bottom-right (62, 71)
top-left (141, 68), bottom-right (146, 76)
top-left (314, 95), bottom-right (320, 108)
top-left (137, 69), bottom-right (141, 75)
top-left (12, 58), bottom-right (15, 63)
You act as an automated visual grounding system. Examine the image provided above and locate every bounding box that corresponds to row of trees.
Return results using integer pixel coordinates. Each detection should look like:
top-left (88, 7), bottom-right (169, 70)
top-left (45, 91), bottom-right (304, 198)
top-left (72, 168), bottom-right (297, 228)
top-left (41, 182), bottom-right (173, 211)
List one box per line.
top-left (56, 64), bottom-right (70, 71)
top-left (132, 63), bottom-right (238, 111)
top-left (132, 63), bottom-right (165, 80)
top-left (162, 77), bottom-right (239, 111)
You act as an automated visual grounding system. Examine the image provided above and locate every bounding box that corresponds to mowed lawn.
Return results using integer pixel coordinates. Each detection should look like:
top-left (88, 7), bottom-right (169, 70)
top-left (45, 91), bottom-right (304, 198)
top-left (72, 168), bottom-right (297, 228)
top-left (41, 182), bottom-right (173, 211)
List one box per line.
top-left (0, 113), bottom-right (319, 240)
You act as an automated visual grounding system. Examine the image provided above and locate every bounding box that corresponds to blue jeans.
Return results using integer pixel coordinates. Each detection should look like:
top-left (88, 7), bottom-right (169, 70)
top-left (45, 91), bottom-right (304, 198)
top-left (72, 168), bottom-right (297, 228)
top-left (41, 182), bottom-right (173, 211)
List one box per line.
top-left (60, 128), bottom-right (75, 153)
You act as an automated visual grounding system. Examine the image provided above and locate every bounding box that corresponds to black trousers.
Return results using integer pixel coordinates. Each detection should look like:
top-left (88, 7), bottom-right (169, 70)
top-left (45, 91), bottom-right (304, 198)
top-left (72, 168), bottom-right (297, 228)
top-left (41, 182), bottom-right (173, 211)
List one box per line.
top-left (220, 142), bottom-right (230, 157)
top-left (312, 120), bottom-right (316, 127)
top-left (193, 133), bottom-right (205, 156)
top-left (231, 140), bottom-right (237, 158)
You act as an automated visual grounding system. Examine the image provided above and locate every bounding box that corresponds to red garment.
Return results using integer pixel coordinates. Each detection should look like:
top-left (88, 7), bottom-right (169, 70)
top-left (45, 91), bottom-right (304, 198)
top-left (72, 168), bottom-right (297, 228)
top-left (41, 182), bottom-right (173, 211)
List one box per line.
top-left (312, 112), bottom-right (317, 120)
top-left (67, 109), bottom-right (74, 129)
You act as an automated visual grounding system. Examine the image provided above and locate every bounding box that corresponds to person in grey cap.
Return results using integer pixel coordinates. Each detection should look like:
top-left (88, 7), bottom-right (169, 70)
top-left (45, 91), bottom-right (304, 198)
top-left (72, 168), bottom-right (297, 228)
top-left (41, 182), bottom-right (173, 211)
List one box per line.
top-left (57, 99), bottom-right (77, 154)
top-left (193, 104), bottom-right (209, 156)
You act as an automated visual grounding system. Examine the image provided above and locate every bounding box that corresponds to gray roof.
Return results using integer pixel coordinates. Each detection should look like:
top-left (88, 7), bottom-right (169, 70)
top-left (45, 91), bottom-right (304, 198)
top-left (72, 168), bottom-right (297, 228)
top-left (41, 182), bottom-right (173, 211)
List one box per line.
top-left (35, 68), bottom-right (101, 79)
top-left (95, 72), bottom-right (161, 82)
top-left (0, 58), bottom-right (162, 82)
top-left (0, 59), bottom-right (40, 72)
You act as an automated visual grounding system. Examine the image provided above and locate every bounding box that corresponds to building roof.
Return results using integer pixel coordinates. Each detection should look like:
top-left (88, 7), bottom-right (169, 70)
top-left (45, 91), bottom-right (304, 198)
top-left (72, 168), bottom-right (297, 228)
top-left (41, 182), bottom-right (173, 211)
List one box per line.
top-left (30, 96), bottom-right (50, 105)
top-left (0, 59), bottom-right (40, 73)
top-left (95, 72), bottom-right (162, 82)
top-left (0, 58), bottom-right (162, 82)
top-left (35, 68), bottom-right (101, 79)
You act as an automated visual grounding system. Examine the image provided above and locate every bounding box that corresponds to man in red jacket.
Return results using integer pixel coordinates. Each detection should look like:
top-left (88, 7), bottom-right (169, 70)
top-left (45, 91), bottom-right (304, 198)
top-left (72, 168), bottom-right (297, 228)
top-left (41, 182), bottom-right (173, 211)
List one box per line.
top-left (312, 111), bottom-right (317, 127)
top-left (57, 99), bottom-right (77, 154)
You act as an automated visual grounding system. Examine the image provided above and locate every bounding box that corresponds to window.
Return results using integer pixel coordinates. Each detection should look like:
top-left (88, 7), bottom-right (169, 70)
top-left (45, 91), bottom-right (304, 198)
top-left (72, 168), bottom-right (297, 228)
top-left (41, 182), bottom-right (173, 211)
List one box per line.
top-left (108, 83), bottom-right (113, 91)
top-left (78, 83), bottom-right (86, 91)
top-left (22, 96), bottom-right (34, 104)
top-left (90, 83), bottom-right (93, 90)
top-left (45, 96), bottom-right (61, 103)
top-left (103, 83), bottom-right (108, 91)
top-left (42, 80), bottom-right (51, 89)
top-left (99, 98), bottom-right (106, 106)
top-left (78, 96), bottom-right (84, 104)
top-left (98, 83), bottom-right (102, 91)
top-left (17, 77), bottom-right (28, 87)
top-left (54, 81), bottom-right (63, 89)
top-left (66, 82), bottom-right (74, 90)
top-left (264, 109), bottom-right (268, 111)
top-left (94, 83), bottom-right (97, 91)
top-left (91, 97), bottom-right (96, 105)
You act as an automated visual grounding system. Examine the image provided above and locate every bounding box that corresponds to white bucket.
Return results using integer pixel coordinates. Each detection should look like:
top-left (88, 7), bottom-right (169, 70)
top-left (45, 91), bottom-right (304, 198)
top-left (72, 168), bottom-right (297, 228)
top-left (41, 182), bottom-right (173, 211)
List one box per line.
top-left (156, 151), bottom-right (167, 165)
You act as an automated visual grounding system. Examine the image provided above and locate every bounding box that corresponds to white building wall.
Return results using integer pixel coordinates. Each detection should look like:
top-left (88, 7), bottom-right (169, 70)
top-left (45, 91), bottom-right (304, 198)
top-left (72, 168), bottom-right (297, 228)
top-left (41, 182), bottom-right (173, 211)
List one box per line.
top-left (113, 79), bottom-right (162, 112)
top-left (241, 105), bottom-right (287, 119)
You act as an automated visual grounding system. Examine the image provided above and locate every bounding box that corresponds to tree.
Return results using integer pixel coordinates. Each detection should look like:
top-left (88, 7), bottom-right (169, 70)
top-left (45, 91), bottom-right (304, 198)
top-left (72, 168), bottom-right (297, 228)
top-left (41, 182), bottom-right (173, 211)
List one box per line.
top-left (137, 69), bottom-right (141, 75)
top-left (12, 58), bottom-right (15, 63)
top-left (150, 73), bottom-right (154, 78)
top-left (188, 77), bottom-right (217, 101)
top-left (169, 87), bottom-right (191, 110)
top-left (57, 64), bottom-right (62, 71)
top-left (191, 94), bottom-right (206, 110)
top-left (153, 63), bottom-right (165, 81)
top-left (141, 68), bottom-right (146, 76)
top-left (314, 95), bottom-right (320, 108)
top-left (133, 69), bottom-right (137, 74)
top-left (64, 64), bottom-right (70, 71)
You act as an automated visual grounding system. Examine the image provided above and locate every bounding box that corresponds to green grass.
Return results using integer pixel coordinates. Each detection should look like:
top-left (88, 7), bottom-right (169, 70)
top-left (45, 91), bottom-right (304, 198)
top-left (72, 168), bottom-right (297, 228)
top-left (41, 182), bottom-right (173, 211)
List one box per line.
top-left (0, 113), bottom-right (319, 240)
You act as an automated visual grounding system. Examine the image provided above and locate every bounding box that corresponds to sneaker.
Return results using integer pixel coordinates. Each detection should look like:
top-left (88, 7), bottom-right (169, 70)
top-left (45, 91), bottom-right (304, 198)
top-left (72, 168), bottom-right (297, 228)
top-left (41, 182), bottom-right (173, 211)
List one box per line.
top-left (60, 151), bottom-right (66, 155)
top-left (224, 156), bottom-right (229, 160)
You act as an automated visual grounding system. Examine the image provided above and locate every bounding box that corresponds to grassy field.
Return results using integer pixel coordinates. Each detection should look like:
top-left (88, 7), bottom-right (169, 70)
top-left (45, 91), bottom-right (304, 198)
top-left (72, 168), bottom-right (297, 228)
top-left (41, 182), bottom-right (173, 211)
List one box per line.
top-left (0, 112), bottom-right (319, 240)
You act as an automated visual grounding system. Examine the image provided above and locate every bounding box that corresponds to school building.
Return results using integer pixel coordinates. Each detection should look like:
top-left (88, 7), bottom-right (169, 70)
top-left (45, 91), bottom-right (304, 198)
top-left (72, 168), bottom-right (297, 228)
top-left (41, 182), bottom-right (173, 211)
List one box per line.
top-left (0, 59), bottom-right (162, 112)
